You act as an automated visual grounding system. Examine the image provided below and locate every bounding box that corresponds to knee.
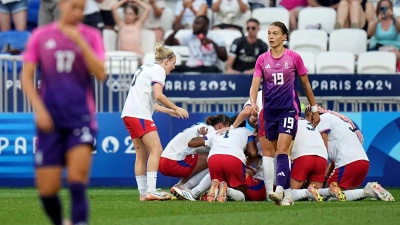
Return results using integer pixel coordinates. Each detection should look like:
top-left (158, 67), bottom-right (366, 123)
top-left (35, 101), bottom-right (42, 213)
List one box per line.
top-left (67, 170), bottom-right (89, 184)
top-left (350, 0), bottom-right (360, 8)
top-left (276, 145), bottom-right (289, 155)
top-left (37, 183), bottom-right (60, 196)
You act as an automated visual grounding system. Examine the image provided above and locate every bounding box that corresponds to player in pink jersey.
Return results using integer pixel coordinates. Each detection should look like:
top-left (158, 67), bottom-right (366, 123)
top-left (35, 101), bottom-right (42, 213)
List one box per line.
top-left (21, 0), bottom-right (106, 224)
top-left (249, 21), bottom-right (320, 205)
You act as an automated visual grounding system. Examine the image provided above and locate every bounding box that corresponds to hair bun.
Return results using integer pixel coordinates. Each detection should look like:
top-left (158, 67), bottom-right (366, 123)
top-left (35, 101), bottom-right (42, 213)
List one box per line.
top-left (155, 43), bottom-right (164, 53)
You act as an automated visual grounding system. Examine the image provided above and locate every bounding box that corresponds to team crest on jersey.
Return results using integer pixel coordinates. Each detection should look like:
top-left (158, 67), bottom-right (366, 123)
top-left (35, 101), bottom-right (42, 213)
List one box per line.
top-left (284, 61), bottom-right (289, 68)
top-left (44, 39), bottom-right (56, 49)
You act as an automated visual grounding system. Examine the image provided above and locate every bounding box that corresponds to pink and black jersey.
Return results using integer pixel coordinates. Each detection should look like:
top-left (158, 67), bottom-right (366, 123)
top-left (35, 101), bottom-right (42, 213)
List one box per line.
top-left (23, 22), bottom-right (105, 129)
top-left (254, 49), bottom-right (307, 120)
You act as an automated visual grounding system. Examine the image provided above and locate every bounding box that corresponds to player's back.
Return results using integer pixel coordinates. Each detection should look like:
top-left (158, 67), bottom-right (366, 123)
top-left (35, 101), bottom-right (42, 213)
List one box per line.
top-left (121, 63), bottom-right (166, 121)
top-left (292, 119), bottom-right (327, 160)
top-left (23, 22), bottom-right (104, 129)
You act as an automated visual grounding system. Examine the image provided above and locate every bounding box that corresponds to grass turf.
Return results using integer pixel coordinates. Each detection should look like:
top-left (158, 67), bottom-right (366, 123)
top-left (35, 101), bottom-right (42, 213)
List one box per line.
top-left (0, 188), bottom-right (399, 225)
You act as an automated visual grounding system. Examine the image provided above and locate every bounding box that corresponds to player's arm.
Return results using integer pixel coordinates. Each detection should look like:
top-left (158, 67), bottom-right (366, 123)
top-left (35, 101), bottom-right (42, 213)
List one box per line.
top-left (232, 105), bottom-right (252, 128)
top-left (188, 137), bottom-right (205, 148)
top-left (249, 76), bottom-right (261, 115)
top-left (154, 83), bottom-right (189, 119)
top-left (153, 103), bottom-right (179, 118)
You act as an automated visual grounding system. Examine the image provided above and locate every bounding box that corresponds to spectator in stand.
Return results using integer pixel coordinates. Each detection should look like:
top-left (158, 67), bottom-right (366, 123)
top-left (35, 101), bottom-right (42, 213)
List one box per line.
top-left (165, 16), bottom-right (227, 73)
top-left (368, 0), bottom-right (400, 61)
top-left (248, 0), bottom-right (267, 10)
top-left (144, 0), bottom-right (165, 43)
top-left (334, 0), bottom-right (375, 30)
top-left (226, 19), bottom-right (268, 74)
top-left (174, 0), bottom-right (208, 29)
top-left (279, 0), bottom-right (308, 30)
top-left (211, 0), bottom-right (249, 33)
top-left (0, 0), bottom-right (28, 31)
top-left (83, 0), bottom-right (104, 32)
top-left (38, 0), bottom-right (60, 26)
top-left (99, 0), bottom-right (118, 30)
top-left (307, 0), bottom-right (340, 9)
top-left (112, 0), bottom-right (150, 55)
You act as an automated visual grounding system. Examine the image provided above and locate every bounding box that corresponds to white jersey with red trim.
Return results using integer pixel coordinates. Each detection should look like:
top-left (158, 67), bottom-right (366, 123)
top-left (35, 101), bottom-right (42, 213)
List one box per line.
top-left (316, 113), bottom-right (369, 168)
top-left (205, 127), bottom-right (255, 164)
top-left (121, 64), bottom-right (166, 120)
top-left (291, 119), bottom-right (328, 160)
top-left (162, 124), bottom-right (215, 160)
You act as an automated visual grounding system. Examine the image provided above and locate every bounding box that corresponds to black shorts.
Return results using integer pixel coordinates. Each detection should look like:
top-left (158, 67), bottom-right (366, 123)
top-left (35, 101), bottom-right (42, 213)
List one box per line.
top-left (100, 10), bottom-right (116, 27)
top-left (82, 11), bottom-right (104, 32)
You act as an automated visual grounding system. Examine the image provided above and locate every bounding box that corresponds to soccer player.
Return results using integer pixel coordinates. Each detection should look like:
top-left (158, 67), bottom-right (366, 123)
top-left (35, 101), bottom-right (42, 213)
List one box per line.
top-left (249, 21), bottom-right (320, 205)
top-left (187, 116), bottom-right (257, 202)
top-left (21, 0), bottom-right (106, 224)
top-left (290, 118), bottom-right (327, 202)
top-left (121, 43), bottom-right (189, 201)
top-left (305, 105), bottom-right (394, 202)
top-left (159, 114), bottom-right (230, 190)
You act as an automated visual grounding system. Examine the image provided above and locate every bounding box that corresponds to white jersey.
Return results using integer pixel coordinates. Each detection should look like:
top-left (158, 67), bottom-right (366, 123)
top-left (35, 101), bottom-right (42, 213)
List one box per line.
top-left (243, 90), bottom-right (263, 114)
top-left (162, 124), bottom-right (215, 160)
top-left (205, 127), bottom-right (255, 164)
top-left (316, 113), bottom-right (369, 168)
top-left (253, 142), bottom-right (264, 180)
top-left (291, 119), bottom-right (328, 160)
top-left (121, 64), bottom-right (166, 120)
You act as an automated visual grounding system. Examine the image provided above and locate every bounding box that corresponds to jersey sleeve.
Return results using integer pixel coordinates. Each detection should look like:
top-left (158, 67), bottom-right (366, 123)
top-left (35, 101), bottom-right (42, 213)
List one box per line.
top-left (247, 133), bottom-right (256, 143)
top-left (229, 38), bottom-right (241, 56)
top-left (253, 54), bottom-right (264, 77)
top-left (23, 29), bottom-right (40, 63)
top-left (151, 66), bottom-right (166, 87)
top-left (88, 29), bottom-right (105, 61)
top-left (316, 114), bottom-right (331, 134)
top-left (243, 98), bottom-right (251, 109)
top-left (175, 31), bottom-right (191, 46)
top-left (293, 52), bottom-right (308, 76)
top-left (204, 131), bottom-right (216, 148)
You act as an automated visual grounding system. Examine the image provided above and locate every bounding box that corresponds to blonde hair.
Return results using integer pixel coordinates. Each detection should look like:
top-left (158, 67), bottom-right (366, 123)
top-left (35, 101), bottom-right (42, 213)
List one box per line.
top-left (154, 43), bottom-right (175, 62)
top-left (305, 105), bottom-right (364, 145)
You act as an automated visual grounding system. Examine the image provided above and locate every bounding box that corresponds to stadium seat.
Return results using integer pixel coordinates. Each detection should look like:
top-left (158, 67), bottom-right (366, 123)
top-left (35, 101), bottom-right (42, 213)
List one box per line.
top-left (163, 29), bottom-right (192, 43)
top-left (211, 29), bottom-right (242, 49)
top-left (296, 51), bottom-right (316, 74)
top-left (0, 31), bottom-right (30, 53)
top-left (234, 9), bottom-right (251, 30)
top-left (256, 30), bottom-right (268, 45)
top-left (142, 51), bottom-right (182, 66)
top-left (27, 0), bottom-right (40, 31)
top-left (316, 51), bottom-right (355, 74)
top-left (103, 29), bottom-right (117, 52)
top-left (252, 7), bottom-right (290, 30)
top-left (141, 29), bottom-right (156, 54)
top-left (105, 51), bottom-right (139, 75)
top-left (357, 52), bottom-right (397, 74)
top-left (289, 30), bottom-right (328, 56)
top-left (161, 7), bottom-right (174, 33)
top-left (329, 29), bottom-right (367, 56)
top-left (394, 7), bottom-right (400, 17)
top-left (298, 7), bottom-right (336, 34)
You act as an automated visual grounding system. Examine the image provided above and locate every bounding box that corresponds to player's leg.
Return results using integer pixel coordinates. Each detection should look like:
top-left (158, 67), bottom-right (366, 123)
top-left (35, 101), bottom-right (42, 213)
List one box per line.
top-left (132, 138), bottom-right (148, 200)
top-left (179, 153), bottom-right (209, 185)
top-left (221, 155), bottom-right (247, 202)
top-left (35, 130), bottom-right (64, 225)
top-left (66, 144), bottom-right (93, 225)
top-left (207, 154), bottom-right (225, 202)
top-left (318, 167), bottom-right (346, 201)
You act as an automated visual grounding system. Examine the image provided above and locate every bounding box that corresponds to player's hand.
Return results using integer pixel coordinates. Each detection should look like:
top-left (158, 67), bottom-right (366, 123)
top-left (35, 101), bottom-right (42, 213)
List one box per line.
top-left (311, 112), bottom-right (320, 127)
top-left (60, 25), bottom-right (83, 45)
top-left (198, 127), bottom-right (208, 136)
top-left (174, 107), bottom-right (189, 119)
top-left (36, 108), bottom-right (54, 133)
top-left (215, 126), bottom-right (232, 135)
top-left (251, 103), bottom-right (259, 117)
top-left (168, 109), bottom-right (180, 118)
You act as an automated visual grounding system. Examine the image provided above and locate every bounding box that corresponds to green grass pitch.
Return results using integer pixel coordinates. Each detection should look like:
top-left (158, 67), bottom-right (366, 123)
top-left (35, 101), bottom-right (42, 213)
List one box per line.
top-left (0, 188), bottom-right (399, 225)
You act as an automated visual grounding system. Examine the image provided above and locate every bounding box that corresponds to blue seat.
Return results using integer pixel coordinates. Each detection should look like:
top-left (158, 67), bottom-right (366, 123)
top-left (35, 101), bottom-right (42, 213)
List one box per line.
top-left (0, 31), bottom-right (31, 53)
top-left (27, 0), bottom-right (40, 30)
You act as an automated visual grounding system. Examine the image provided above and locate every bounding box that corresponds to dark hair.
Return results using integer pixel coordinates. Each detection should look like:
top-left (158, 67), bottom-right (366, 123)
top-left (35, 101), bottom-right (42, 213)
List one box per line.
top-left (376, 0), bottom-right (393, 17)
top-left (247, 18), bottom-right (260, 26)
top-left (229, 115), bottom-right (246, 128)
top-left (196, 15), bottom-right (210, 26)
top-left (206, 114), bottom-right (230, 126)
top-left (124, 4), bottom-right (139, 16)
top-left (270, 21), bottom-right (290, 41)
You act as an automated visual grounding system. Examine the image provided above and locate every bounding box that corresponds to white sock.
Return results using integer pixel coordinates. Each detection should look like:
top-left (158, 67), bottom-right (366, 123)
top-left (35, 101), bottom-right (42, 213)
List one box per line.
top-left (182, 169), bottom-right (209, 189)
top-left (227, 188), bottom-right (245, 201)
top-left (318, 188), bottom-right (332, 200)
top-left (343, 189), bottom-right (367, 201)
top-left (262, 156), bottom-right (275, 195)
top-left (136, 175), bottom-right (147, 196)
top-left (291, 189), bottom-right (312, 201)
top-left (146, 171), bottom-right (157, 193)
top-left (191, 173), bottom-right (211, 198)
top-left (284, 188), bottom-right (292, 197)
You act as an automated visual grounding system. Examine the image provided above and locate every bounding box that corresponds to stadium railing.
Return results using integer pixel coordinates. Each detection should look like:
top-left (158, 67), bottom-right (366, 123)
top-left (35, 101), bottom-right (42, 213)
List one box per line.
top-left (1, 55), bottom-right (399, 113)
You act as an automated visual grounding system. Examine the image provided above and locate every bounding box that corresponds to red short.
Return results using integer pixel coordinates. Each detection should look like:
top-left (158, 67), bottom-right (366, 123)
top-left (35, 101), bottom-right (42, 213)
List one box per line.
top-left (208, 154), bottom-right (246, 188)
top-left (258, 108), bottom-right (265, 137)
top-left (158, 155), bottom-right (198, 179)
top-left (291, 155), bottom-right (327, 183)
top-left (246, 175), bottom-right (266, 201)
top-left (123, 117), bottom-right (157, 139)
top-left (328, 160), bottom-right (369, 189)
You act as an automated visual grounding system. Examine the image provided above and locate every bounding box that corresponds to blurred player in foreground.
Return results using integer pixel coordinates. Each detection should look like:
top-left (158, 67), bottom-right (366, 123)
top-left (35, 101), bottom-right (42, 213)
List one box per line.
top-left (21, 0), bottom-right (106, 224)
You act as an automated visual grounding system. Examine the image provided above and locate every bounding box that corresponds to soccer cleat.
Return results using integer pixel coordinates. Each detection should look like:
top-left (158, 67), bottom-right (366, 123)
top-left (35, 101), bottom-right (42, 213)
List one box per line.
top-left (268, 190), bottom-right (284, 205)
top-left (207, 179), bottom-right (220, 202)
top-left (139, 195), bottom-right (147, 201)
top-left (145, 190), bottom-right (172, 201)
top-left (364, 182), bottom-right (395, 201)
top-left (308, 183), bottom-right (323, 202)
top-left (217, 181), bottom-right (228, 202)
top-left (329, 182), bottom-right (346, 201)
top-left (173, 187), bottom-right (196, 201)
top-left (281, 196), bottom-right (294, 206)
